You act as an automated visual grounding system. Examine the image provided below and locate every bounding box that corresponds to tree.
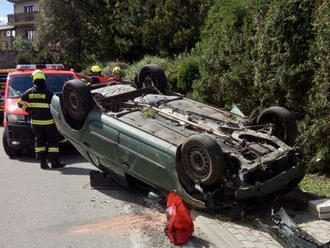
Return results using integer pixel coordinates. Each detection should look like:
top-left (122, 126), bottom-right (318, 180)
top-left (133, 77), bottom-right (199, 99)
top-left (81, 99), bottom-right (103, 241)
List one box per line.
top-left (37, 0), bottom-right (114, 69)
top-left (142, 0), bottom-right (212, 56)
top-left (37, 0), bottom-right (211, 66)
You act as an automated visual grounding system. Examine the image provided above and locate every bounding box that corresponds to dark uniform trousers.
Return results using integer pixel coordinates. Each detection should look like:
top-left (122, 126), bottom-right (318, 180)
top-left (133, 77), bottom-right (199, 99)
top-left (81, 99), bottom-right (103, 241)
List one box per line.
top-left (33, 123), bottom-right (60, 162)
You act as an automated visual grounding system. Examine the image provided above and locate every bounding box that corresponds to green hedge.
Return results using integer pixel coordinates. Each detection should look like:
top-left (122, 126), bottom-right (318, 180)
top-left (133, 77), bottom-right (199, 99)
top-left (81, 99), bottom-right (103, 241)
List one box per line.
top-left (193, 0), bottom-right (258, 112)
top-left (302, 0), bottom-right (330, 173)
top-left (176, 56), bottom-right (200, 93)
top-left (192, 0), bottom-right (329, 173)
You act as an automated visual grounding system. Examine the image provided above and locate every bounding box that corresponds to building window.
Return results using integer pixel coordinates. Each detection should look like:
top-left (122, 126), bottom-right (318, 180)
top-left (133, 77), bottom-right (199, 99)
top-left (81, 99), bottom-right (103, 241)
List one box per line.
top-left (26, 30), bottom-right (34, 40)
top-left (24, 6), bottom-right (34, 13)
top-left (5, 30), bottom-right (15, 37)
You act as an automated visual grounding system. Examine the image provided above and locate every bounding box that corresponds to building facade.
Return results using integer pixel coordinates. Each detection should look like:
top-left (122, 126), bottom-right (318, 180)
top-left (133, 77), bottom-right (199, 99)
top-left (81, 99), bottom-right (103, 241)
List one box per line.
top-left (7, 0), bottom-right (39, 40)
top-left (0, 0), bottom-right (39, 51)
top-left (0, 25), bottom-right (15, 51)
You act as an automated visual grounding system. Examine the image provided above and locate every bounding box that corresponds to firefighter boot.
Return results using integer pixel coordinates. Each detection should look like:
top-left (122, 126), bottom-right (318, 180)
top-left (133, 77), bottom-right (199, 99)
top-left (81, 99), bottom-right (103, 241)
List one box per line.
top-left (40, 158), bottom-right (49, 169)
top-left (51, 159), bottom-right (65, 169)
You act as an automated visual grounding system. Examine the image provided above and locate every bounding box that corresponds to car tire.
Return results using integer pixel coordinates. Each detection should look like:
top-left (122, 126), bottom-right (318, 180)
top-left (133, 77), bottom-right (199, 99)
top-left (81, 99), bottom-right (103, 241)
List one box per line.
top-left (257, 106), bottom-right (297, 146)
top-left (2, 129), bottom-right (21, 158)
top-left (62, 79), bottom-right (94, 124)
top-left (181, 134), bottom-right (225, 186)
top-left (137, 64), bottom-right (168, 94)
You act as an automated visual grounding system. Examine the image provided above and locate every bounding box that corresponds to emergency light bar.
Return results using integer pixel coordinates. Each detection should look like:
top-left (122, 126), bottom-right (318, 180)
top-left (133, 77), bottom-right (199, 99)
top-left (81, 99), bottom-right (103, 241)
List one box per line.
top-left (45, 64), bottom-right (65, 70)
top-left (16, 64), bottom-right (37, 70)
top-left (16, 64), bottom-right (65, 70)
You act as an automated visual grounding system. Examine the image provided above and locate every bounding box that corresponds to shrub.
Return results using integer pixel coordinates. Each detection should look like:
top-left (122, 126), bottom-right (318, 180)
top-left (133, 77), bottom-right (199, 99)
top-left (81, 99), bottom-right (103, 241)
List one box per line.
top-left (15, 49), bottom-right (63, 65)
top-left (193, 0), bottom-right (257, 112)
top-left (301, 0), bottom-right (330, 174)
top-left (13, 38), bottom-right (33, 51)
top-left (15, 51), bottom-right (34, 64)
top-left (253, 0), bottom-right (315, 116)
top-left (176, 57), bottom-right (200, 93)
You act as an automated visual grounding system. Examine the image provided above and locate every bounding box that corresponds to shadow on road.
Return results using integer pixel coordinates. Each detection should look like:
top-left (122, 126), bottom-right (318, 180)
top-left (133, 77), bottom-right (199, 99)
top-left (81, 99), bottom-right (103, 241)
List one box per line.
top-left (6, 145), bottom-right (92, 175)
top-left (56, 166), bottom-right (92, 175)
top-left (55, 147), bottom-right (92, 175)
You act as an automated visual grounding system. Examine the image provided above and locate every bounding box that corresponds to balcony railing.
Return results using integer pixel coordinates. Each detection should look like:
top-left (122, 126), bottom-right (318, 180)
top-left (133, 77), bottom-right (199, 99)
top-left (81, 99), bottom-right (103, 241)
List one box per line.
top-left (7, 12), bottom-right (39, 25)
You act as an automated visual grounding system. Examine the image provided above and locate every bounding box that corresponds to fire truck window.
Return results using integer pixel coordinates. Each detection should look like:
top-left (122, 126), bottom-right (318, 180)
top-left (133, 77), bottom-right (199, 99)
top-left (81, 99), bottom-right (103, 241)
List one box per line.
top-left (9, 75), bottom-right (33, 98)
top-left (8, 74), bottom-right (74, 98)
top-left (45, 74), bottom-right (74, 94)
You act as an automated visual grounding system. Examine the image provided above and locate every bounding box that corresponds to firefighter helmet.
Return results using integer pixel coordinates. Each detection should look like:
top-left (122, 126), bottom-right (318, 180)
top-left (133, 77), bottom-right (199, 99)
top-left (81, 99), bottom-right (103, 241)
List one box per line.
top-left (113, 66), bottom-right (121, 75)
top-left (31, 70), bottom-right (46, 82)
top-left (91, 65), bottom-right (102, 73)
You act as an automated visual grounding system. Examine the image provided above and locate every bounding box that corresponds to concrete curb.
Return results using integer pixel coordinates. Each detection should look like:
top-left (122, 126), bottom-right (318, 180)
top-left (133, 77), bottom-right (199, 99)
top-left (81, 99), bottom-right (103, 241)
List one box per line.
top-left (281, 189), bottom-right (322, 211)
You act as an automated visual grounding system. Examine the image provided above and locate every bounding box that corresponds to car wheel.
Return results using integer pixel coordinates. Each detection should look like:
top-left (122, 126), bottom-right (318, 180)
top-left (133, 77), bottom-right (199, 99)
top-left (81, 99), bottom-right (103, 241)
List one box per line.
top-left (62, 79), bottom-right (94, 124)
top-left (257, 106), bottom-right (297, 146)
top-left (2, 129), bottom-right (21, 158)
top-left (137, 64), bottom-right (168, 94)
top-left (181, 134), bottom-right (225, 186)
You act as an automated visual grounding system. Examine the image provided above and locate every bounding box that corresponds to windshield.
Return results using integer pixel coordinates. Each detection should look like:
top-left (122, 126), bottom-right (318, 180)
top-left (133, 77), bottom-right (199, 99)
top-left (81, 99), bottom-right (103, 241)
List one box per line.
top-left (8, 73), bottom-right (74, 98)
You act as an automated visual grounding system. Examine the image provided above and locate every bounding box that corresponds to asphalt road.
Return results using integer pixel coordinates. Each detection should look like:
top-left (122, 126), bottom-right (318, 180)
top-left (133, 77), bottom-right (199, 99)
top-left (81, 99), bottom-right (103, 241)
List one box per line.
top-left (0, 127), bottom-right (212, 248)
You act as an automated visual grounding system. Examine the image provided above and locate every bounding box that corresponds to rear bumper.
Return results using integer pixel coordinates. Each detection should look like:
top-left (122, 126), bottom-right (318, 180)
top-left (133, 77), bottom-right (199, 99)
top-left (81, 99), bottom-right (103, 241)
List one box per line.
top-left (235, 165), bottom-right (306, 200)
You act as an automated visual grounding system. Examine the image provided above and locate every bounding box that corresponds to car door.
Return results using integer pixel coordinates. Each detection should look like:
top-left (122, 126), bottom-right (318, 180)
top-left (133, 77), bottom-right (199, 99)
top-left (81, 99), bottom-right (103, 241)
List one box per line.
top-left (118, 130), bottom-right (176, 190)
top-left (81, 112), bottom-right (120, 169)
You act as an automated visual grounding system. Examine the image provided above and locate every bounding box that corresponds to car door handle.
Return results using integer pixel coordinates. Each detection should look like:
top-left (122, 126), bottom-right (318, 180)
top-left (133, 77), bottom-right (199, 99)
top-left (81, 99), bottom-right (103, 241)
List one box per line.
top-left (121, 162), bottom-right (130, 168)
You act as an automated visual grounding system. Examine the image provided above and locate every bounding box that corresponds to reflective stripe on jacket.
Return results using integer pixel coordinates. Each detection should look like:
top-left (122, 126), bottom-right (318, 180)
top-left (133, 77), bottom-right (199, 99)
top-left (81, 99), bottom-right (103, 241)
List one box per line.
top-left (31, 119), bottom-right (55, 125)
top-left (18, 86), bottom-right (54, 125)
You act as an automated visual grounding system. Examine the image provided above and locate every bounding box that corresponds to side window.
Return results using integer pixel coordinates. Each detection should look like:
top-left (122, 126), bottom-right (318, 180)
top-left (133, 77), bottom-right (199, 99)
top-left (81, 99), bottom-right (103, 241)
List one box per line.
top-left (24, 6), bottom-right (34, 13)
top-left (26, 30), bottom-right (34, 40)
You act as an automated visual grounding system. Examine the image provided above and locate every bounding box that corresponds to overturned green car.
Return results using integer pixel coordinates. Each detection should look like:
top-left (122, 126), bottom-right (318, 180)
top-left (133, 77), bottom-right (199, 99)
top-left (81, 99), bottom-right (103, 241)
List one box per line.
top-left (50, 64), bottom-right (305, 211)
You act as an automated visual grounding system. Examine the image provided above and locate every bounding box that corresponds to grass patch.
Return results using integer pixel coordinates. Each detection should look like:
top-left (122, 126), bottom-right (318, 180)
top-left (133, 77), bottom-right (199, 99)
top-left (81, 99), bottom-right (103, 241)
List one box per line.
top-left (299, 174), bottom-right (330, 198)
top-left (142, 108), bottom-right (156, 118)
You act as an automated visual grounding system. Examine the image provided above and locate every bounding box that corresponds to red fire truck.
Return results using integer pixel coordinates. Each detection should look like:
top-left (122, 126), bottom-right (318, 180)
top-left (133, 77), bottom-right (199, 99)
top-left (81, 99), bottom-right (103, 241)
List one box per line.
top-left (2, 64), bottom-right (78, 157)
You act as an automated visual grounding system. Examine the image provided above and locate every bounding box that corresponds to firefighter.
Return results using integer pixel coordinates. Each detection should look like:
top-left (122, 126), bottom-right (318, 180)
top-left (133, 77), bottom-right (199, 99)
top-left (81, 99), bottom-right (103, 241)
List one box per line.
top-left (18, 70), bottom-right (65, 169)
top-left (90, 65), bottom-right (108, 83)
top-left (75, 65), bottom-right (108, 84)
top-left (108, 66), bottom-right (126, 82)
